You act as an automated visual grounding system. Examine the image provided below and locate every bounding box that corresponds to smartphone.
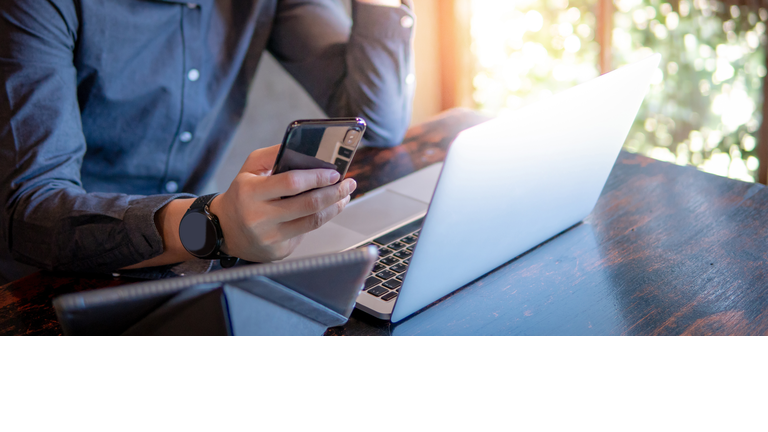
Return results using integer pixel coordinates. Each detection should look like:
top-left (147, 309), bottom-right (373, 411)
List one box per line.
top-left (272, 118), bottom-right (367, 182)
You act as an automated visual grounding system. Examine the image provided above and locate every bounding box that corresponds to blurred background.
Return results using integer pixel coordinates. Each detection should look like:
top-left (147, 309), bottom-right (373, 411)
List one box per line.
top-left (208, 0), bottom-right (767, 193)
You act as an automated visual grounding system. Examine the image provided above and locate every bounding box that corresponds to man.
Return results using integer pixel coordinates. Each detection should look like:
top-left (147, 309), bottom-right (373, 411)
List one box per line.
top-left (0, 0), bottom-right (415, 284)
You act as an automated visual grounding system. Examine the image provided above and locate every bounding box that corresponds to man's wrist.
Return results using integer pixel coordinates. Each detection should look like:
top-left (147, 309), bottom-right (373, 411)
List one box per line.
top-left (157, 198), bottom-right (197, 262)
top-left (207, 193), bottom-right (230, 255)
top-left (122, 197), bottom-right (195, 269)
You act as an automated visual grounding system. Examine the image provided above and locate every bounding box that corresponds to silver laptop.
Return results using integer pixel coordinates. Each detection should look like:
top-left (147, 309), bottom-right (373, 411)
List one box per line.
top-left (284, 54), bottom-right (660, 322)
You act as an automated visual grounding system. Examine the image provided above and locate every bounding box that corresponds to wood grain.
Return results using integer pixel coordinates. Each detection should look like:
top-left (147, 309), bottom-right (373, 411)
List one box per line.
top-left (2, 108), bottom-right (767, 336)
top-left (389, 151), bottom-right (768, 335)
top-left (0, 272), bottom-right (127, 335)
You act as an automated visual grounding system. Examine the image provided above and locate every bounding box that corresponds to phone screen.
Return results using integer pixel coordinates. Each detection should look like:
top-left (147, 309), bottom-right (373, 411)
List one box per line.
top-left (272, 119), bottom-right (365, 178)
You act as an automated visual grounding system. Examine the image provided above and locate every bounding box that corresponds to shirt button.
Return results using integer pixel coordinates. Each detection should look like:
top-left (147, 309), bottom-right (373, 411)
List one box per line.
top-left (400, 15), bottom-right (414, 29)
top-left (165, 181), bottom-right (179, 193)
top-left (406, 73), bottom-right (416, 85)
top-left (179, 131), bottom-right (193, 142)
top-left (187, 69), bottom-right (200, 82)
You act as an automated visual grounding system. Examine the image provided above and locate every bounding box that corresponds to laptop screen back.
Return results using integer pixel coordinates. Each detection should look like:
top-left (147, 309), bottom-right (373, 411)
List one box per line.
top-left (391, 54), bottom-right (661, 322)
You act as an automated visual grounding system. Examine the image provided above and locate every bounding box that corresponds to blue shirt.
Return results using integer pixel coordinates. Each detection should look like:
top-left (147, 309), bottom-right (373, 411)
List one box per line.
top-left (0, 0), bottom-right (414, 280)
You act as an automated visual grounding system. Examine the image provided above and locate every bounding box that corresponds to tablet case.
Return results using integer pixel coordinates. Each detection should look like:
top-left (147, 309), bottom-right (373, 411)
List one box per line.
top-left (53, 247), bottom-right (377, 336)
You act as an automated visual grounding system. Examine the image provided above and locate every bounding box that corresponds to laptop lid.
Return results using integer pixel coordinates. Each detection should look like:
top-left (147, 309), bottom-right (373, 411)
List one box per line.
top-left (391, 54), bottom-right (661, 323)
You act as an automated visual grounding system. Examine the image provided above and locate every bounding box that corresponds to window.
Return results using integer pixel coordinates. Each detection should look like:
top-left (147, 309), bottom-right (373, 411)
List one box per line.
top-left (466, 0), bottom-right (766, 182)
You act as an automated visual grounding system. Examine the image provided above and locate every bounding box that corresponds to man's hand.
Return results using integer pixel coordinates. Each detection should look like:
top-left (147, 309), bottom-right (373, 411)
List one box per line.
top-left (355, 0), bottom-right (401, 7)
top-left (208, 145), bottom-right (355, 262)
top-left (125, 144), bottom-right (355, 269)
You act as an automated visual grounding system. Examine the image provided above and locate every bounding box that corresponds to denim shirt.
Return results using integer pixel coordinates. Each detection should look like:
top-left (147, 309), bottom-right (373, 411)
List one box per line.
top-left (0, 0), bottom-right (414, 279)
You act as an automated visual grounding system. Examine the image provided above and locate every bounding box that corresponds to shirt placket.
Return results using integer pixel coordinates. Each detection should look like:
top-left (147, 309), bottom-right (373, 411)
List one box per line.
top-left (162, 2), bottom-right (203, 194)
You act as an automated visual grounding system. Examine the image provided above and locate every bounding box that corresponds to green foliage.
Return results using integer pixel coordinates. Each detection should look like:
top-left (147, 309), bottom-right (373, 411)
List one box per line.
top-left (615, 0), bottom-right (765, 181)
top-left (470, 0), bottom-right (765, 182)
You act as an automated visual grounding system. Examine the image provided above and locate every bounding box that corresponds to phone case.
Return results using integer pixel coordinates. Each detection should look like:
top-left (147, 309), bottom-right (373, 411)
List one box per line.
top-left (271, 118), bottom-right (367, 180)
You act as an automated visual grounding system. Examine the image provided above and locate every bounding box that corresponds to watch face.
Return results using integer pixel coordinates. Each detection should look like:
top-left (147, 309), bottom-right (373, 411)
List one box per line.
top-left (179, 211), bottom-right (218, 257)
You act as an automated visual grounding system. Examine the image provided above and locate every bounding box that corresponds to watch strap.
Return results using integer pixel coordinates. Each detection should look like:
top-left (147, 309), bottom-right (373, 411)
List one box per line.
top-left (189, 193), bottom-right (218, 212)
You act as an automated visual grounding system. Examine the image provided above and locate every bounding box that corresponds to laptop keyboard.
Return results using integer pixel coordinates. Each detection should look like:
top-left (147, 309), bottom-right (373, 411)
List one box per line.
top-left (362, 227), bottom-right (420, 302)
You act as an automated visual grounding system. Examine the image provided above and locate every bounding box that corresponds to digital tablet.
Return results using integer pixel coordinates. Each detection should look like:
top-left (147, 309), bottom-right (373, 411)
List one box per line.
top-left (53, 247), bottom-right (377, 336)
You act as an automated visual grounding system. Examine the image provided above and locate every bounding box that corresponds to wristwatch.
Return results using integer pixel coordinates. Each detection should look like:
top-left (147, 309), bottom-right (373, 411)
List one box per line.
top-left (178, 193), bottom-right (239, 268)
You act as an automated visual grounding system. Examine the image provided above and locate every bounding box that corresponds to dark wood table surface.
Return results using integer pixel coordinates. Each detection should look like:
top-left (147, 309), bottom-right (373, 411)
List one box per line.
top-left (2, 108), bottom-right (768, 335)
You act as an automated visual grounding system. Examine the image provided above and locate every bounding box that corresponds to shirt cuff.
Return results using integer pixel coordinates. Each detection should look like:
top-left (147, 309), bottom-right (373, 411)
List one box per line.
top-left (122, 193), bottom-right (196, 265)
top-left (352, 0), bottom-right (415, 40)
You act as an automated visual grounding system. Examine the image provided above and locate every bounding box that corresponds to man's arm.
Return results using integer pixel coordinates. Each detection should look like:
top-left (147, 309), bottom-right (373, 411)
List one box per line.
top-left (125, 145), bottom-right (357, 268)
top-left (268, 0), bottom-right (415, 148)
top-left (0, 1), bottom-right (356, 273)
top-left (0, 0), bottom-right (192, 273)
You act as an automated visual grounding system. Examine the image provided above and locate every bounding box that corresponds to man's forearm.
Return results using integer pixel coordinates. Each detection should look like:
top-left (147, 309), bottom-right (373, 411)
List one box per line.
top-left (268, 0), bottom-right (414, 148)
top-left (336, 0), bottom-right (415, 147)
top-left (122, 198), bottom-right (195, 269)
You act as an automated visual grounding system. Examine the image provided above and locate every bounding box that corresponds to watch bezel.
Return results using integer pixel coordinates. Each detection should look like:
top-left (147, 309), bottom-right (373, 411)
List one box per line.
top-left (179, 205), bottom-right (225, 259)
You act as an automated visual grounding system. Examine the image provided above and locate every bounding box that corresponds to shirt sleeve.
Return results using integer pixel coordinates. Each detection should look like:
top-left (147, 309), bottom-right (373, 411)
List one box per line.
top-left (0, 0), bottom-right (191, 273)
top-left (267, 0), bottom-right (415, 148)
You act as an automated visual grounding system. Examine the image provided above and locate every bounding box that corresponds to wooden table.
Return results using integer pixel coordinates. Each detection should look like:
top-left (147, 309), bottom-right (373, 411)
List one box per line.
top-left (2, 109), bottom-right (768, 335)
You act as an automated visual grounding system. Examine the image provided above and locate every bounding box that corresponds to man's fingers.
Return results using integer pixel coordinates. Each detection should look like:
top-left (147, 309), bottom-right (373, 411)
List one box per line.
top-left (272, 178), bottom-right (355, 220)
top-left (261, 169), bottom-right (343, 199)
top-left (277, 195), bottom-right (351, 239)
top-left (239, 144), bottom-right (281, 174)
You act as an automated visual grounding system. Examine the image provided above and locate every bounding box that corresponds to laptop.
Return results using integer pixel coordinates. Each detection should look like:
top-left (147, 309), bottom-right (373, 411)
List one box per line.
top-left (285, 54), bottom-right (661, 322)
